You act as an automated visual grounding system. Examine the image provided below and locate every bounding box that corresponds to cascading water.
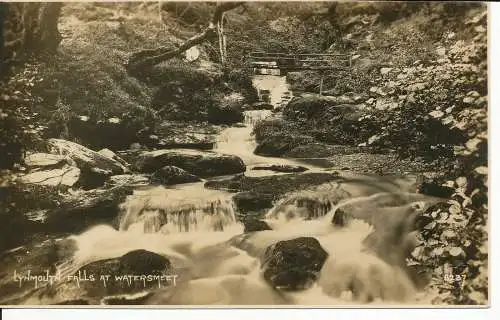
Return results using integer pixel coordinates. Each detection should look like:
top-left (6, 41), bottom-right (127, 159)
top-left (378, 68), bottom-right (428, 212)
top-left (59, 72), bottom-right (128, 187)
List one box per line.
top-left (118, 184), bottom-right (238, 234)
top-left (1, 74), bottom-right (439, 306)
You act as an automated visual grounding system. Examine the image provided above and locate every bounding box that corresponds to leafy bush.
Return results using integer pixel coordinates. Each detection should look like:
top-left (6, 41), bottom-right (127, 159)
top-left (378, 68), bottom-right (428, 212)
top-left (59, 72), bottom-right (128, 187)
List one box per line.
top-left (0, 61), bottom-right (48, 169)
top-left (361, 10), bottom-right (488, 305)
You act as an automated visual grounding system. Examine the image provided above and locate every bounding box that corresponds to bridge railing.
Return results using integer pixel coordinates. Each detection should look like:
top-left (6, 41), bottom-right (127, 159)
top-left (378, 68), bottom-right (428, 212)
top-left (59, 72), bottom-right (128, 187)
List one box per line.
top-left (247, 52), bottom-right (352, 71)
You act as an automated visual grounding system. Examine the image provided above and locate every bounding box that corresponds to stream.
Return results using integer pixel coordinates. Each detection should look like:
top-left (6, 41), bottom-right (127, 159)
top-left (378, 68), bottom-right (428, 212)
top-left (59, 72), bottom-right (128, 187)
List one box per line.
top-left (0, 75), bottom-right (439, 306)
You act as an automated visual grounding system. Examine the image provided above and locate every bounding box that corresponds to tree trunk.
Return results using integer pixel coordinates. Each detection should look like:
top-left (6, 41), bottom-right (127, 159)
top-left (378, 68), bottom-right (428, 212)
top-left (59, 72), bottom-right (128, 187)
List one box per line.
top-left (127, 1), bottom-right (242, 75)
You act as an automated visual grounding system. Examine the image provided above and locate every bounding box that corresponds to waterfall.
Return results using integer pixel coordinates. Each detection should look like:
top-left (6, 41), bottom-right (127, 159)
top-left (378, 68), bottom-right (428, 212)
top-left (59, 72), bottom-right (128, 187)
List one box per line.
top-left (118, 185), bottom-right (238, 234)
top-left (244, 110), bottom-right (273, 126)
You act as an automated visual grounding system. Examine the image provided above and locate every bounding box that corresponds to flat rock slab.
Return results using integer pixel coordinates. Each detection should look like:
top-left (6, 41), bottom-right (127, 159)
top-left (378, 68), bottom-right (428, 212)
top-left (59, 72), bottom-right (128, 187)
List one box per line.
top-left (20, 165), bottom-right (81, 187)
top-left (133, 149), bottom-right (246, 178)
top-left (252, 164), bottom-right (308, 173)
top-left (24, 153), bottom-right (66, 168)
top-left (47, 139), bottom-right (126, 175)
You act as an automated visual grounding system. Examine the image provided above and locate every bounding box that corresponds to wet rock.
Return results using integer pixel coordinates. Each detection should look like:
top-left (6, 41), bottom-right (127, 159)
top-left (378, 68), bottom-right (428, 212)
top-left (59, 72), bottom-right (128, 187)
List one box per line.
top-left (104, 174), bottom-right (150, 188)
top-left (71, 250), bottom-right (172, 297)
top-left (252, 164), bottom-right (308, 173)
top-left (150, 166), bottom-right (201, 186)
top-left (243, 218), bottom-right (272, 233)
top-left (261, 237), bottom-right (328, 290)
top-left (267, 194), bottom-right (336, 221)
top-left (205, 172), bottom-right (340, 200)
top-left (233, 191), bottom-right (274, 214)
top-left (248, 102), bottom-right (274, 110)
top-left (45, 186), bottom-right (133, 233)
top-left (20, 165), bottom-right (81, 187)
top-left (133, 149), bottom-right (246, 178)
top-left (254, 134), bottom-right (315, 157)
top-left (331, 208), bottom-right (349, 227)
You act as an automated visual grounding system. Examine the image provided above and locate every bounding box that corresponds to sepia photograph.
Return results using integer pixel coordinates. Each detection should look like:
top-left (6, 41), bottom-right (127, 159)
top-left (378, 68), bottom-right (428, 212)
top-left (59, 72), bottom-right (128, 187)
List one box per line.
top-left (0, 1), bottom-right (489, 307)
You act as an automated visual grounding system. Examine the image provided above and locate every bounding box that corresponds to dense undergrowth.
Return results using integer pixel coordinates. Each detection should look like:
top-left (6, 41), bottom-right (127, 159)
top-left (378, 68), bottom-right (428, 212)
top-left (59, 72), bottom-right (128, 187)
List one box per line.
top-left (18, 2), bottom-right (256, 150)
top-left (0, 1), bottom-right (489, 305)
top-left (253, 2), bottom-right (488, 305)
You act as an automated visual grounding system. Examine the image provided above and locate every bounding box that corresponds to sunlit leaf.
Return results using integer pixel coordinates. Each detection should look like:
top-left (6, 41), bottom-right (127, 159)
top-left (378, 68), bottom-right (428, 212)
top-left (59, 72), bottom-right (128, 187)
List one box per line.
top-left (474, 166), bottom-right (488, 175)
top-left (429, 110), bottom-right (444, 118)
top-left (455, 176), bottom-right (467, 187)
top-left (448, 247), bottom-right (464, 257)
top-left (424, 221), bottom-right (437, 230)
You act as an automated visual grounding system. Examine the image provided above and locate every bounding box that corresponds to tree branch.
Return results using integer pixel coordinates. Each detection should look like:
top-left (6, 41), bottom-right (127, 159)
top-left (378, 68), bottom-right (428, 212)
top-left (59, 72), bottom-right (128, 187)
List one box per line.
top-left (127, 1), bottom-right (243, 75)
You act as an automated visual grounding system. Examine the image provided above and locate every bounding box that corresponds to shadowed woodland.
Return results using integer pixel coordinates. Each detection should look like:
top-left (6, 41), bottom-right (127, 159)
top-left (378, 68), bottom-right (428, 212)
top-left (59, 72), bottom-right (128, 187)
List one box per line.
top-left (0, 2), bottom-right (488, 306)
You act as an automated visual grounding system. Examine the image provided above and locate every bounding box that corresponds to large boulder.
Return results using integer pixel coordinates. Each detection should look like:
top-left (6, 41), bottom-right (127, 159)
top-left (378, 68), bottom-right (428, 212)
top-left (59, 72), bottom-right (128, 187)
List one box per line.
top-left (133, 149), bottom-right (246, 178)
top-left (243, 218), bottom-right (272, 233)
top-left (47, 139), bottom-right (126, 174)
top-left (150, 166), bottom-right (201, 186)
top-left (44, 186), bottom-right (133, 233)
top-left (261, 237), bottom-right (328, 291)
top-left (254, 134), bottom-right (315, 157)
top-left (208, 93), bottom-right (245, 125)
top-left (284, 95), bottom-right (362, 123)
top-left (60, 250), bottom-right (172, 300)
top-left (232, 191), bottom-right (274, 214)
top-left (47, 139), bottom-right (127, 189)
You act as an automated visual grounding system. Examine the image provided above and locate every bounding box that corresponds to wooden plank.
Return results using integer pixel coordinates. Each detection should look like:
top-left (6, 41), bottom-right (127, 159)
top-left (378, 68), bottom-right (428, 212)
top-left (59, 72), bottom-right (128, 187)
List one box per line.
top-left (250, 52), bottom-right (350, 57)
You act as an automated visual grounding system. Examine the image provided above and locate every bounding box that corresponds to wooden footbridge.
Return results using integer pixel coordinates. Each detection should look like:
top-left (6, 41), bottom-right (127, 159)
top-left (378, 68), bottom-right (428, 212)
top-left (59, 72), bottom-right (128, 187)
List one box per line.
top-left (248, 52), bottom-right (352, 75)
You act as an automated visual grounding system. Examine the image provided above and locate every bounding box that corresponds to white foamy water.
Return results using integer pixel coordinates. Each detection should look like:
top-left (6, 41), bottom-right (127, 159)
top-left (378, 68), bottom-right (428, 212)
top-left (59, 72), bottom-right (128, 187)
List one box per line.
top-left (4, 75), bottom-right (438, 306)
top-left (118, 183), bottom-right (238, 234)
top-left (252, 75), bottom-right (290, 107)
